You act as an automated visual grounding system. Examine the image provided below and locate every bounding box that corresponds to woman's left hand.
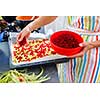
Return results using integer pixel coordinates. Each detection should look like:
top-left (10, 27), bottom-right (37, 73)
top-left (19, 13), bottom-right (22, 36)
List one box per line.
top-left (67, 42), bottom-right (94, 58)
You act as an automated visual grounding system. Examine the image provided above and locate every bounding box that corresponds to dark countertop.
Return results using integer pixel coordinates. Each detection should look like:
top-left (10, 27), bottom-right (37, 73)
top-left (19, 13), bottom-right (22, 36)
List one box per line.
top-left (0, 42), bottom-right (59, 83)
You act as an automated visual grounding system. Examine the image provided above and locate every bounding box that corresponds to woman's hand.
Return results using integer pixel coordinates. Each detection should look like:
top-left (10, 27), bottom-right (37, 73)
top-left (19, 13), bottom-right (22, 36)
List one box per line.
top-left (17, 25), bottom-right (31, 43)
top-left (67, 42), bottom-right (95, 58)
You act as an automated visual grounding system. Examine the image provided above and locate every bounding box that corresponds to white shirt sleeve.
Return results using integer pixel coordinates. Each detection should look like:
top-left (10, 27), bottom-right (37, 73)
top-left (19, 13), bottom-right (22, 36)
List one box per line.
top-left (44, 16), bottom-right (67, 33)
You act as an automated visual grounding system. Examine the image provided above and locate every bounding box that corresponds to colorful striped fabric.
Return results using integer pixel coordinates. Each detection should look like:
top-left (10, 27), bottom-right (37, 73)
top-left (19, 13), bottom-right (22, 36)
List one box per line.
top-left (56, 16), bottom-right (100, 83)
top-left (67, 16), bottom-right (100, 32)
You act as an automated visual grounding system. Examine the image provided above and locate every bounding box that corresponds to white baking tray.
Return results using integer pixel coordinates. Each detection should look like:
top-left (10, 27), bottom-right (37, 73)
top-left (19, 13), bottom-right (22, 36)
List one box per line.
top-left (8, 32), bottom-right (69, 69)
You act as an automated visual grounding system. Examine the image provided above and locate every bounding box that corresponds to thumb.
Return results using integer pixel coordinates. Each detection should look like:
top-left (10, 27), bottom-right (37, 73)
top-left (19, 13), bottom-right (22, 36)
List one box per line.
top-left (79, 42), bottom-right (88, 47)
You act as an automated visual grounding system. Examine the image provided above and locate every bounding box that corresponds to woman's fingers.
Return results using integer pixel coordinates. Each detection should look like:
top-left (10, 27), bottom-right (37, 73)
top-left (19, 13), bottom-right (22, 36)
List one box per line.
top-left (18, 33), bottom-right (25, 42)
top-left (79, 42), bottom-right (89, 47)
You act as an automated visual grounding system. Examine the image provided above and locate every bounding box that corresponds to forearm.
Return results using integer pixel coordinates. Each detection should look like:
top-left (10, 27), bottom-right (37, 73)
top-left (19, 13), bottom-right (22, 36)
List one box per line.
top-left (27, 16), bottom-right (57, 32)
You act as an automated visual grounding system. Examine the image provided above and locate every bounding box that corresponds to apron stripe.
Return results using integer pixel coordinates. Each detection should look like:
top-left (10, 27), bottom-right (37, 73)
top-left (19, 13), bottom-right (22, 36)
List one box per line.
top-left (93, 52), bottom-right (100, 82)
top-left (64, 63), bottom-right (67, 82)
top-left (68, 16), bottom-right (72, 25)
top-left (94, 17), bottom-right (99, 32)
top-left (78, 17), bottom-right (81, 28)
top-left (78, 35), bottom-right (89, 82)
top-left (79, 53), bottom-right (87, 82)
top-left (73, 58), bottom-right (76, 81)
top-left (84, 16), bottom-right (87, 30)
top-left (82, 36), bottom-right (92, 82)
top-left (70, 59), bottom-right (74, 81)
top-left (86, 44), bottom-right (96, 82)
top-left (75, 57), bottom-right (82, 82)
top-left (88, 16), bottom-right (91, 31)
top-left (66, 62), bottom-right (69, 82)
top-left (92, 16), bottom-right (95, 31)
top-left (73, 58), bottom-right (76, 71)
top-left (90, 36), bottom-right (98, 82)
top-left (96, 72), bottom-right (100, 82)
top-left (82, 50), bottom-right (91, 82)
top-left (75, 58), bottom-right (80, 74)
top-left (93, 36), bottom-right (100, 82)
top-left (81, 16), bottom-right (84, 29)
top-left (68, 61), bottom-right (72, 82)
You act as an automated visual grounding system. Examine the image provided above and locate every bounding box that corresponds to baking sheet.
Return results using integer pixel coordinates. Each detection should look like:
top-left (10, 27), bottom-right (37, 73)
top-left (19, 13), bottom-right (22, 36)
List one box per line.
top-left (9, 32), bottom-right (69, 69)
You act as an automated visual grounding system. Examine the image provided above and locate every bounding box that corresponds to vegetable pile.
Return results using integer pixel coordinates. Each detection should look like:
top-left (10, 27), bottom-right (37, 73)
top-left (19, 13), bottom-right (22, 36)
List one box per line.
top-left (52, 34), bottom-right (79, 48)
top-left (13, 39), bottom-right (56, 63)
top-left (0, 68), bottom-right (50, 83)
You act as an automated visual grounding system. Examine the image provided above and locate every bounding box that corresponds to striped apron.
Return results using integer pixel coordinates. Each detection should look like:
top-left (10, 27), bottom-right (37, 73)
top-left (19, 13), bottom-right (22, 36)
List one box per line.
top-left (56, 16), bottom-right (100, 83)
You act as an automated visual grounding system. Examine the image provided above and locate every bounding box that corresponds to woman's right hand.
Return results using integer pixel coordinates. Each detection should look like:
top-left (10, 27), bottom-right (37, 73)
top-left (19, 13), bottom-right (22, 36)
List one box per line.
top-left (17, 25), bottom-right (31, 43)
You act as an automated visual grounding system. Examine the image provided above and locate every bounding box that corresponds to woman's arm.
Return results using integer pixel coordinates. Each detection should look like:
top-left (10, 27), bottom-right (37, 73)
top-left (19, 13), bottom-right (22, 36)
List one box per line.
top-left (28, 16), bottom-right (58, 31)
top-left (17, 16), bottom-right (57, 42)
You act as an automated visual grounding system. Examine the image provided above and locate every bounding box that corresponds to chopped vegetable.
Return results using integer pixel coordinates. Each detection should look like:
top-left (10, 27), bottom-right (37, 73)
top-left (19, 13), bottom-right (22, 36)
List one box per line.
top-left (0, 67), bottom-right (50, 83)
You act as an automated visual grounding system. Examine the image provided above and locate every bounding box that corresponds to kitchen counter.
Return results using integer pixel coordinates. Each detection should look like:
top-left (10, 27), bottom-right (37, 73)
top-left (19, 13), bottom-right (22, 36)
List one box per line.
top-left (0, 42), bottom-right (59, 83)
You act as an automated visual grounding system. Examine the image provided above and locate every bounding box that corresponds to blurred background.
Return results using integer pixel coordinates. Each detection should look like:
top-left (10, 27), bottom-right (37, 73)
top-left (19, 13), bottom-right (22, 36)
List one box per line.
top-left (0, 16), bottom-right (43, 42)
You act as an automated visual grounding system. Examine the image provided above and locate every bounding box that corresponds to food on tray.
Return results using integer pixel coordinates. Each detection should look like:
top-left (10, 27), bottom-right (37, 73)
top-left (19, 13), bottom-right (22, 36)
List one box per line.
top-left (12, 39), bottom-right (56, 63)
top-left (0, 68), bottom-right (50, 83)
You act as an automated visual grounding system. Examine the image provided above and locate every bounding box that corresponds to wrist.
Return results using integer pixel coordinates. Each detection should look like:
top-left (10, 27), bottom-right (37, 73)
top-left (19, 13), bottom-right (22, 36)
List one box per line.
top-left (27, 24), bottom-right (32, 32)
top-left (27, 19), bottom-right (42, 32)
top-left (27, 20), bottom-right (36, 32)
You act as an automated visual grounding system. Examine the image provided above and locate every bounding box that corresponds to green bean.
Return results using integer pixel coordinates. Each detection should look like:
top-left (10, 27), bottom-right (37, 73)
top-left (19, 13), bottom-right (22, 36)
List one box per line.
top-left (32, 77), bottom-right (50, 83)
top-left (10, 71), bottom-right (20, 83)
top-left (0, 67), bottom-right (50, 83)
top-left (35, 67), bottom-right (44, 79)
